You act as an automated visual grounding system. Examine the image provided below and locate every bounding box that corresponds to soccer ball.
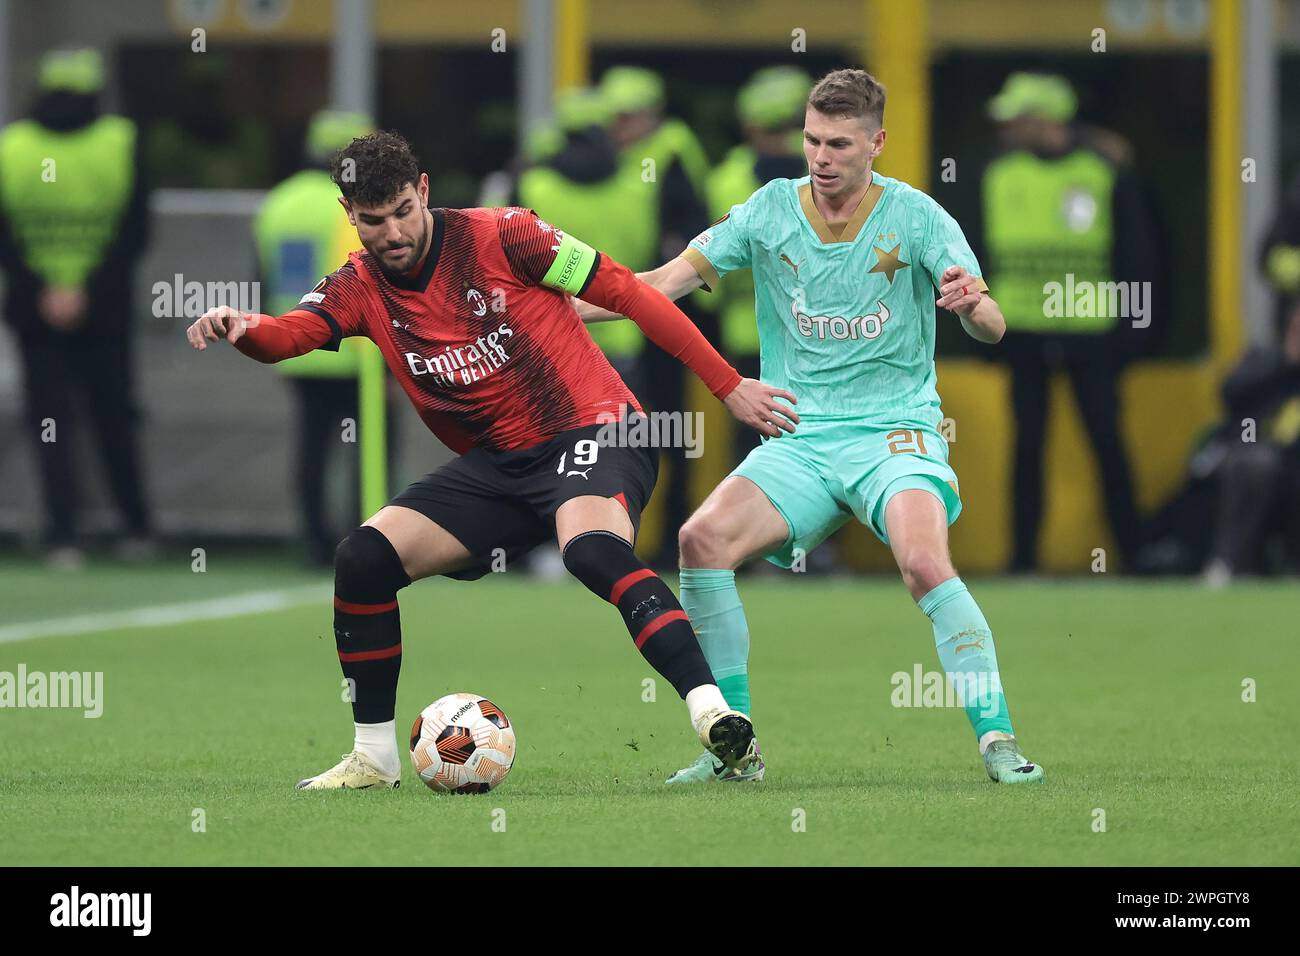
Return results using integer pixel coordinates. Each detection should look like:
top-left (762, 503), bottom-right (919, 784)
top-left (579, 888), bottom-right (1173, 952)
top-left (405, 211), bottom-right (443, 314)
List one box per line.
top-left (408, 693), bottom-right (516, 794)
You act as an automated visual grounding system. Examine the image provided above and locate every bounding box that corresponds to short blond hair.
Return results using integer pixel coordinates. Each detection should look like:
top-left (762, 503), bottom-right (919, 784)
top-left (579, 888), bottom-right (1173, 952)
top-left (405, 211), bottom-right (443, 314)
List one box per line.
top-left (807, 69), bottom-right (886, 128)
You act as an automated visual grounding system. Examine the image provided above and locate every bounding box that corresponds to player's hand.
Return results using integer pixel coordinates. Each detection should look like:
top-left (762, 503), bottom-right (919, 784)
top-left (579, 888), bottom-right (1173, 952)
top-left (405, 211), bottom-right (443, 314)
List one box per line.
top-left (187, 306), bottom-right (254, 351)
top-left (723, 378), bottom-right (799, 437)
top-left (935, 266), bottom-right (983, 317)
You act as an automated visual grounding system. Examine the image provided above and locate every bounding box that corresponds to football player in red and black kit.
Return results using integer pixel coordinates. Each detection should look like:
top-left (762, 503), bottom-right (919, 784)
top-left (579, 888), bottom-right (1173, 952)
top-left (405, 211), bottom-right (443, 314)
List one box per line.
top-left (187, 131), bottom-right (798, 790)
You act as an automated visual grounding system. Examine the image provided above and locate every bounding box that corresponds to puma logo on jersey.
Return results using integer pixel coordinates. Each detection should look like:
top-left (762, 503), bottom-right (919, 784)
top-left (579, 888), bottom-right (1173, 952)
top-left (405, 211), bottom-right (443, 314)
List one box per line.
top-left (565, 468), bottom-right (592, 480)
top-left (791, 299), bottom-right (891, 341)
top-left (780, 253), bottom-right (802, 277)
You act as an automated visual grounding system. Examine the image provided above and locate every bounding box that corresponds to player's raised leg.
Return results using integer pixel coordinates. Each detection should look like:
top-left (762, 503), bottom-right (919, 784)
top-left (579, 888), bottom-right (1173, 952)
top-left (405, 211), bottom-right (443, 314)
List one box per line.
top-left (556, 494), bottom-right (759, 772)
top-left (668, 475), bottom-right (790, 783)
top-left (884, 487), bottom-right (1044, 784)
top-left (295, 505), bottom-right (475, 791)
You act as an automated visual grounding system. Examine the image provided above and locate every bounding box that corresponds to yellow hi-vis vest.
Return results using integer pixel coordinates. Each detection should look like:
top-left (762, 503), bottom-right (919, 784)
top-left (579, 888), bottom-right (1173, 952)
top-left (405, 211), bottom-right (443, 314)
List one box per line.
top-left (0, 114), bottom-right (134, 288)
top-left (622, 118), bottom-right (711, 200)
top-left (517, 162), bottom-right (658, 358)
top-left (982, 148), bottom-right (1118, 334)
top-left (615, 118), bottom-right (715, 338)
top-left (705, 145), bottom-right (763, 356)
top-left (254, 169), bottom-right (368, 377)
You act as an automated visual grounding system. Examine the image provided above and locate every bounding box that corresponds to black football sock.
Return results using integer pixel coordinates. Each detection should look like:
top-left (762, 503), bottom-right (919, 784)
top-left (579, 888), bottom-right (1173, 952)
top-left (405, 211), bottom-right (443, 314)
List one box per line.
top-left (333, 526), bottom-right (411, 724)
top-left (562, 529), bottom-right (716, 698)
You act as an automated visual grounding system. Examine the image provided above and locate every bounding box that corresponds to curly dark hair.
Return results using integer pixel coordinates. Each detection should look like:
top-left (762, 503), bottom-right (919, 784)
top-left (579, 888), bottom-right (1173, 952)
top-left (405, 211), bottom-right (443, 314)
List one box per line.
top-left (331, 130), bottom-right (421, 208)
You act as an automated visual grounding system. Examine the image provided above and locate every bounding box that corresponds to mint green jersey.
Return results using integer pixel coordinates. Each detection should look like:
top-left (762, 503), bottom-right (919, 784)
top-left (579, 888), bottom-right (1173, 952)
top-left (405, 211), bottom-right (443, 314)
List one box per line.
top-left (684, 171), bottom-right (984, 424)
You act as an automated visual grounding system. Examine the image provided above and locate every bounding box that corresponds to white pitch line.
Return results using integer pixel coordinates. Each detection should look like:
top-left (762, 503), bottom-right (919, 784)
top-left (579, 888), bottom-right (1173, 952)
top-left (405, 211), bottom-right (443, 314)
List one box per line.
top-left (0, 584), bottom-right (330, 645)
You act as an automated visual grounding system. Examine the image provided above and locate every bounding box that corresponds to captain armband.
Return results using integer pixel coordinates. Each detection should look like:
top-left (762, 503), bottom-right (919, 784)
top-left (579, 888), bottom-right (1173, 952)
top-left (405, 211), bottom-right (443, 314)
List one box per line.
top-left (540, 232), bottom-right (599, 295)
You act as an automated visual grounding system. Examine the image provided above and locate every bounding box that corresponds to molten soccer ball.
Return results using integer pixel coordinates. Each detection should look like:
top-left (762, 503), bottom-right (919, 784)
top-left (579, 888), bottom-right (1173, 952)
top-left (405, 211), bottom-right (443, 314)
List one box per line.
top-left (409, 693), bottom-right (516, 794)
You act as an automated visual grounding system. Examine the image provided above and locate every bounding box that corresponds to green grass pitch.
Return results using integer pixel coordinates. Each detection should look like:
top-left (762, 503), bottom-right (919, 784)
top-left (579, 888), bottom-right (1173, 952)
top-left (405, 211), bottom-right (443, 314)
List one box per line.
top-left (2, 556), bottom-right (1297, 866)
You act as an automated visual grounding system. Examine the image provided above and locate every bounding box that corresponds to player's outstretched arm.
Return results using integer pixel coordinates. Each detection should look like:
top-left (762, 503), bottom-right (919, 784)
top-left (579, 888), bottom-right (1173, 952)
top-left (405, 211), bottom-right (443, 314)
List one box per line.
top-left (572, 255), bottom-right (703, 323)
top-left (580, 254), bottom-right (798, 437)
top-left (935, 265), bottom-right (1006, 344)
top-left (186, 305), bottom-right (335, 362)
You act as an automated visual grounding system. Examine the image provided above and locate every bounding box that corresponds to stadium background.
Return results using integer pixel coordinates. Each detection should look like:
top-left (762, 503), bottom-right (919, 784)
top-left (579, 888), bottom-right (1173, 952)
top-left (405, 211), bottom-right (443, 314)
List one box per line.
top-left (0, 0), bottom-right (1296, 572)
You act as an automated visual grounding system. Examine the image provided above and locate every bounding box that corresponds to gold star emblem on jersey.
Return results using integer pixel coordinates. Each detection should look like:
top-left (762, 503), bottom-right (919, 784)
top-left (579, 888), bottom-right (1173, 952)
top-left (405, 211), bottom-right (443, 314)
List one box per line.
top-left (868, 244), bottom-right (910, 283)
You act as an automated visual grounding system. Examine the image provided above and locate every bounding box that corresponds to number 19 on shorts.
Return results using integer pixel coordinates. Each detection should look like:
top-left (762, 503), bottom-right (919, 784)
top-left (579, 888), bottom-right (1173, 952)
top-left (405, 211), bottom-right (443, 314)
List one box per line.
top-left (557, 439), bottom-right (599, 477)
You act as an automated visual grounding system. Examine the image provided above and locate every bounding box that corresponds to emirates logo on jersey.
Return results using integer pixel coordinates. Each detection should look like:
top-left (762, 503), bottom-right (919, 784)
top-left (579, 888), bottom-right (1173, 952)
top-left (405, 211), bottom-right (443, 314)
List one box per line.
top-left (404, 323), bottom-right (515, 387)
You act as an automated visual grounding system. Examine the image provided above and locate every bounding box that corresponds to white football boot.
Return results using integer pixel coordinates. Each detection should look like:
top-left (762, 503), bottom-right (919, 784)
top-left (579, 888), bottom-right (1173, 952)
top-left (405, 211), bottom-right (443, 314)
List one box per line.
top-left (295, 751), bottom-right (400, 791)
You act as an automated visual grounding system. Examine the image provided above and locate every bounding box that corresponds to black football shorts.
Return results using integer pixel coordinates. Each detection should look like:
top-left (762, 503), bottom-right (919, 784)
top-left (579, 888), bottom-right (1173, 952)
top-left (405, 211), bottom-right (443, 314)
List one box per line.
top-left (390, 414), bottom-right (659, 580)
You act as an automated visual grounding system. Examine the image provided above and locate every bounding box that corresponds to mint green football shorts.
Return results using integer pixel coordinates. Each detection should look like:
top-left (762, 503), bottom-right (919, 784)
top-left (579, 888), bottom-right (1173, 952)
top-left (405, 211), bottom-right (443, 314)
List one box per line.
top-left (731, 419), bottom-right (962, 568)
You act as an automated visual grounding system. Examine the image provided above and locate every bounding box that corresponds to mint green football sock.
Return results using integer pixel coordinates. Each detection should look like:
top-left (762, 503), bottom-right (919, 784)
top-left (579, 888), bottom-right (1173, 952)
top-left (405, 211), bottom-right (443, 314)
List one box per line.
top-left (678, 568), bottom-right (751, 715)
top-left (918, 577), bottom-right (1014, 742)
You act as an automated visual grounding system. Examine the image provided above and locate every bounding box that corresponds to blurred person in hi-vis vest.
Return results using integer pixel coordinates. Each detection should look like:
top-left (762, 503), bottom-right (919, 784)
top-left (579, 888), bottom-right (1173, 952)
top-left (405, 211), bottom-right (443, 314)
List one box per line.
top-left (978, 73), bottom-right (1162, 573)
top-left (600, 66), bottom-right (713, 568)
top-left (707, 66), bottom-right (812, 468)
top-left (0, 48), bottom-right (153, 568)
top-left (254, 109), bottom-right (395, 566)
top-left (515, 87), bottom-right (657, 397)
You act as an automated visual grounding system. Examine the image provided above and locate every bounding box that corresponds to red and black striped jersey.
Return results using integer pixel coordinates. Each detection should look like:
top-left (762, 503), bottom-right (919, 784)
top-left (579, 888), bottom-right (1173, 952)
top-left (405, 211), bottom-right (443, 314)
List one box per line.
top-left (288, 206), bottom-right (639, 454)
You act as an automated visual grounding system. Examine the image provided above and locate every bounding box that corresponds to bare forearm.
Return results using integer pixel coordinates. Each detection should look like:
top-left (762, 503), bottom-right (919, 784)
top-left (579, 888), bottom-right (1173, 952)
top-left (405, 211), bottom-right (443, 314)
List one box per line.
top-left (960, 295), bottom-right (1005, 344)
top-left (574, 256), bottom-right (702, 323)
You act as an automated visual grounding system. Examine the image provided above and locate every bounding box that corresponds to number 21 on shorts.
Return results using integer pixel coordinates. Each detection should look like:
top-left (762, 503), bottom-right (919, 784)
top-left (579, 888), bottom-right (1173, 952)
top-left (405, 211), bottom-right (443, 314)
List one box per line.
top-left (886, 429), bottom-right (928, 455)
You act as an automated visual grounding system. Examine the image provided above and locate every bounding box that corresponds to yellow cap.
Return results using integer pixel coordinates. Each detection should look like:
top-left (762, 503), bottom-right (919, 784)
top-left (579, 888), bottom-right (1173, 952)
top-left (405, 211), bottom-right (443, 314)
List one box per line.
top-left (738, 66), bottom-right (812, 129)
top-left (988, 72), bottom-right (1077, 122)
top-left (600, 66), bottom-right (664, 114)
top-left (307, 109), bottom-right (375, 162)
top-left (39, 48), bottom-right (103, 94)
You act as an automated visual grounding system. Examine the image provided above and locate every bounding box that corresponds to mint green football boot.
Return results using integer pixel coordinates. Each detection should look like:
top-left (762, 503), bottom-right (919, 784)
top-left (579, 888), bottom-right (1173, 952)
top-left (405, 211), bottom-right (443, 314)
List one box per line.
top-left (983, 738), bottom-right (1045, 784)
top-left (665, 741), bottom-right (766, 785)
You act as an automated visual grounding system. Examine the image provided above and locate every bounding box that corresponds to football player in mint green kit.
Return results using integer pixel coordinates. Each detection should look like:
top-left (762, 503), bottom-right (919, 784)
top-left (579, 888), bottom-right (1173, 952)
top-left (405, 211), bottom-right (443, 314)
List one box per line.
top-left (578, 68), bottom-right (1044, 785)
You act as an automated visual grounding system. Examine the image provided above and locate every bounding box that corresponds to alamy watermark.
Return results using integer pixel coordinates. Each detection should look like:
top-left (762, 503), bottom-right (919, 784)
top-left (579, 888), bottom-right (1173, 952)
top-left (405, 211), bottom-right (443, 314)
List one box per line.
top-left (595, 405), bottom-right (705, 458)
top-left (1043, 274), bottom-right (1150, 328)
top-left (890, 664), bottom-right (1002, 718)
top-left (50, 886), bottom-right (150, 935)
top-left (0, 665), bottom-right (102, 718)
top-left (152, 273), bottom-right (260, 319)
